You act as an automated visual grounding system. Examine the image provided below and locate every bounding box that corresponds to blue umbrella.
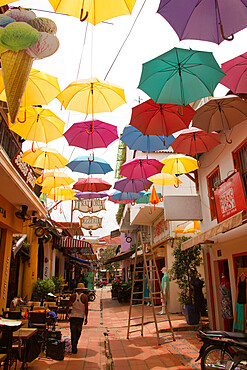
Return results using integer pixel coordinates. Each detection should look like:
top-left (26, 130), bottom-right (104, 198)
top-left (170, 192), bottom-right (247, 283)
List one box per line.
top-left (110, 190), bottom-right (145, 202)
top-left (120, 125), bottom-right (175, 153)
top-left (67, 156), bottom-right (113, 175)
top-left (135, 190), bottom-right (162, 204)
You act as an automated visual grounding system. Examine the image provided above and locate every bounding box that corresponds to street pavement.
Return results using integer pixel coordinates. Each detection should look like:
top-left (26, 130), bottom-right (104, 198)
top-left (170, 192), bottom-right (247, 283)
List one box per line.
top-left (21, 287), bottom-right (203, 369)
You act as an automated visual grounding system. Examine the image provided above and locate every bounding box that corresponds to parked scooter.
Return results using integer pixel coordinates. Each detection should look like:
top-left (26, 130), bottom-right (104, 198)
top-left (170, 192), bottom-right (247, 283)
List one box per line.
top-left (83, 289), bottom-right (96, 302)
top-left (196, 330), bottom-right (247, 369)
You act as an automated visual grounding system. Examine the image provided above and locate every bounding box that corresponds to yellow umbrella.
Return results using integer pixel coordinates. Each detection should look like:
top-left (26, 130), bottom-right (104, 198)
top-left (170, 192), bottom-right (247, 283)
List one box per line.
top-left (0, 0), bottom-right (17, 5)
top-left (0, 69), bottom-right (60, 107)
top-left (46, 193), bottom-right (77, 201)
top-left (9, 107), bottom-right (65, 144)
top-left (172, 225), bottom-right (186, 233)
top-left (21, 147), bottom-right (68, 170)
top-left (41, 186), bottom-right (76, 196)
top-left (183, 221), bottom-right (201, 234)
top-left (161, 154), bottom-right (198, 175)
top-left (35, 171), bottom-right (75, 187)
top-left (148, 173), bottom-right (182, 186)
top-left (48, 0), bottom-right (137, 25)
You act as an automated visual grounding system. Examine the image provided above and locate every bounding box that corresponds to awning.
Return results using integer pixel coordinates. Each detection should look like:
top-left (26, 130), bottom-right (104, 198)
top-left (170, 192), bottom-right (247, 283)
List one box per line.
top-left (67, 255), bottom-right (91, 265)
top-left (130, 205), bottom-right (163, 226)
top-left (12, 234), bottom-right (27, 257)
top-left (104, 249), bottom-right (135, 265)
top-left (181, 211), bottom-right (247, 250)
top-left (59, 237), bottom-right (92, 251)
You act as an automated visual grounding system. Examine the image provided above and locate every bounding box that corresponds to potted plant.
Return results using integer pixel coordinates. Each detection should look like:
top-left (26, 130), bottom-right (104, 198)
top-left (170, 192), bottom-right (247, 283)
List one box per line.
top-left (32, 278), bottom-right (55, 303)
top-left (169, 236), bottom-right (202, 325)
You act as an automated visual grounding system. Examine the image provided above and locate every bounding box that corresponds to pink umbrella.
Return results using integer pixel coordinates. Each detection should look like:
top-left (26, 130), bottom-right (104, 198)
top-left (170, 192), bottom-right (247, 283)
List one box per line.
top-left (171, 128), bottom-right (221, 157)
top-left (120, 156), bottom-right (163, 179)
top-left (64, 120), bottom-right (119, 150)
top-left (73, 178), bottom-right (112, 192)
top-left (221, 52), bottom-right (247, 94)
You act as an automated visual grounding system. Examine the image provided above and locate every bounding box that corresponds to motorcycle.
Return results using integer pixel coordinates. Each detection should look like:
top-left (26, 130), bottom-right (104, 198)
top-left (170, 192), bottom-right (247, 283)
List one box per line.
top-left (83, 289), bottom-right (96, 301)
top-left (96, 280), bottom-right (104, 288)
top-left (196, 330), bottom-right (247, 369)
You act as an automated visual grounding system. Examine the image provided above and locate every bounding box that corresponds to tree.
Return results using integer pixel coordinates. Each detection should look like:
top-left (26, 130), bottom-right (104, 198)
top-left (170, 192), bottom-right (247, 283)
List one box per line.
top-left (100, 246), bottom-right (120, 276)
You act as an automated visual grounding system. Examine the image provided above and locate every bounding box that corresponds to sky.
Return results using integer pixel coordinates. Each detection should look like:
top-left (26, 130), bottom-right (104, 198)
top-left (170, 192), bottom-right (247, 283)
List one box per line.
top-left (10, 0), bottom-right (247, 238)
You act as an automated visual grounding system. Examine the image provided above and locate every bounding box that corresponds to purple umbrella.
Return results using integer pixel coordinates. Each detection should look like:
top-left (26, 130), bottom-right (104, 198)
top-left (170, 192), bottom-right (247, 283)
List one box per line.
top-left (75, 191), bottom-right (108, 199)
top-left (114, 177), bottom-right (152, 193)
top-left (157, 0), bottom-right (247, 44)
top-left (120, 156), bottom-right (163, 179)
top-left (64, 120), bottom-right (119, 150)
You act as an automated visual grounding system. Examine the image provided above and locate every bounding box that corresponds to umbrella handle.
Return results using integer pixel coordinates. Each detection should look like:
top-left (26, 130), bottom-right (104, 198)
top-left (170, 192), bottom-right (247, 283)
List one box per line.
top-left (146, 156), bottom-right (152, 165)
top-left (88, 152), bottom-right (94, 162)
top-left (17, 110), bottom-right (26, 123)
top-left (131, 201), bottom-right (135, 206)
top-left (220, 24), bottom-right (234, 41)
top-left (36, 174), bottom-right (43, 185)
top-left (177, 105), bottom-right (184, 116)
top-left (31, 142), bottom-right (36, 152)
top-left (80, 9), bottom-right (88, 22)
top-left (174, 182), bottom-right (180, 188)
top-left (86, 121), bottom-right (95, 134)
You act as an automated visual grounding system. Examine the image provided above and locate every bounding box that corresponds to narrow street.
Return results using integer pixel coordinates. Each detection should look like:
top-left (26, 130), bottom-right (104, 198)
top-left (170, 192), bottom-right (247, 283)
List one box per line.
top-left (26, 287), bottom-right (202, 369)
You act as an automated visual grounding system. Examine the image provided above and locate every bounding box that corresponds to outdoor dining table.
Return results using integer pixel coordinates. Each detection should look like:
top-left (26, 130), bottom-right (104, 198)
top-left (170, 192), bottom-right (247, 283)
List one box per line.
top-left (13, 328), bottom-right (38, 368)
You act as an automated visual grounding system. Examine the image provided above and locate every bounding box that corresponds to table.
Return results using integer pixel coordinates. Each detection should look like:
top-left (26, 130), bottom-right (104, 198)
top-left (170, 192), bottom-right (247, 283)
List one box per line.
top-left (13, 328), bottom-right (38, 368)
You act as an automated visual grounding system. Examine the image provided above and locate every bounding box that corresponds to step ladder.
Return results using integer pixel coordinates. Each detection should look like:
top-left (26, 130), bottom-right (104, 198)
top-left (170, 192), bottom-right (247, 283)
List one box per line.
top-left (127, 231), bottom-right (175, 345)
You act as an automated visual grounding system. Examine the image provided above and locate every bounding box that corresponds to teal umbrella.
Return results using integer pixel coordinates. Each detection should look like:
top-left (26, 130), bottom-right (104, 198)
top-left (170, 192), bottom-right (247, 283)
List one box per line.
top-left (135, 190), bottom-right (162, 204)
top-left (138, 47), bottom-right (225, 108)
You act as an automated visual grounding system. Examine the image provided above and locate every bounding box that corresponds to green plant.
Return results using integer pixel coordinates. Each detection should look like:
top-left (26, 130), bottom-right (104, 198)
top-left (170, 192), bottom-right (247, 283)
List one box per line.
top-left (52, 276), bottom-right (65, 293)
top-left (169, 236), bottom-right (202, 305)
top-left (22, 241), bottom-right (30, 253)
top-left (33, 278), bottom-right (55, 298)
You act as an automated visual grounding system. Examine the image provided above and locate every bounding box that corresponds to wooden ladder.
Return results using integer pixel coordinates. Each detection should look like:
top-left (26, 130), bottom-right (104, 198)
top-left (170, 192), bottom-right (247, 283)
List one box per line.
top-left (127, 231), bottom-right (175, 345)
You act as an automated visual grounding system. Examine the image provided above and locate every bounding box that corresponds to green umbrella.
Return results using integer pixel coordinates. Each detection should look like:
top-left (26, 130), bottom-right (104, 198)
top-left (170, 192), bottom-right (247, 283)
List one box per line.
top-left (138, 47), bottom-right (225, 107)
top-left (135, 190), bottom-right (162, 204)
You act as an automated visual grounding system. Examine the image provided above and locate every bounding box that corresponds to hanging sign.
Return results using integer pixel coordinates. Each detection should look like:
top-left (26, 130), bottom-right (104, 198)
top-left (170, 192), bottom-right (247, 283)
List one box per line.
top-left (79, 216), bottom-right (103, 230)
top-left (74, 199), bottom-right (106, 213)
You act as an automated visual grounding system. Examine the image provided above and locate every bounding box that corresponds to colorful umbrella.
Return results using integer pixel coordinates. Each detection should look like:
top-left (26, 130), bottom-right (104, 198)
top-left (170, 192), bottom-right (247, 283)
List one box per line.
top-left (35, 171), bottom-right (75, 187)
top-left (109, 190), bottom-right (144, 203)
top-left (46, 193), bottom-right (76, 201)
top-left (172, 224), bottom-right (187, 234)
top-left (66, 156), bottom-right (113, 175)
top-left (114, 177), bottom-right (152, 193)
top-left (135, 190), bottom-right (162, 204)
top-left (48, 0), bottom-right (137, 25)
top-left (120, 125), bottom-right (175, 152)
top-left (148, 172), bottom-right (182, 186)
top-left (64, 120), bottom-right (118, 150)
top-left (183, 221), bottom-right (201, 234)
top-left (41, 186), bottom-right (76, 196)
top-left (171, 127), bottom-right (221, 157)
top-left (221, 52), bottom-right (247, 94)
top-left (73, 178), bottom-right (112, 192)
top-left (21, 147), bottom-right (68, 169)
top-left (120, 156), bottom-right (163, 179)
top-left (138, 47), bottom-right (225, 108)
top-left (75, 191), bottom-right (108, 199)
top-left (192, 95), bottom-right (247, 142)
top-left (0, 68), bottom-right (61, 107)
top-left (129, 99), bottom-right (195, 136)
top-left (157, 0), bottom-right (247, 44)
top-left (161, 154), bottom-right (198, 175)
top-left (9, 107), bottom-right (65, 144)
top-left (149, 186), bottom-right (161, 209)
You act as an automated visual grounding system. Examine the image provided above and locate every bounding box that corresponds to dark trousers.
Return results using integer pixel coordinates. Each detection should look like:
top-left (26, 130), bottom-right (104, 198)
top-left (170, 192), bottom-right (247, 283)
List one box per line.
top-left (69, 317), bottom-right (84, 352)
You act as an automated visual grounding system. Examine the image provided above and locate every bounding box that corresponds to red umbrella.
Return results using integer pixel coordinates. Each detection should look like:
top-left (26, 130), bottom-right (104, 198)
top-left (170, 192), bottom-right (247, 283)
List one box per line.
top-left (64, 120), bottom-right (119, 150)
top-left (221, 52), bottom-right (247, 94)
top-left (73, 178), bottom-right (112, 192)
top-left (171, 128), bottom-right (221, 157)
top-left (120, 156), bottom-right (163, 179)
top-left (130, 99), bottom-right (195, 136)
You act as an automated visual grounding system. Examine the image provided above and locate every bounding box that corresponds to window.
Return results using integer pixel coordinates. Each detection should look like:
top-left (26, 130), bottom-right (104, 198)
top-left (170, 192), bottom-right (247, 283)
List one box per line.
top-left (233, 139), bottom-right (247, 198)
top-left (207, 166), bottom-right (221, 220)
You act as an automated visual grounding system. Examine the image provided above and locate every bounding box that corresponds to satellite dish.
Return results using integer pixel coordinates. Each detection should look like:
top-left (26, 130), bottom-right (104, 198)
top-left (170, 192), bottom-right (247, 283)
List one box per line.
top-left (15, 205), bottom-right (31, 221)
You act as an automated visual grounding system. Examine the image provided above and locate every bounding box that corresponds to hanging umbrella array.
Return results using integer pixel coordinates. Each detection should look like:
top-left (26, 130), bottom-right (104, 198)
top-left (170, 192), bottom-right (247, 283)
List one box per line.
top-left (113, 177), bottom-right (152, 193)
top-left (64, 120), bottom-right (119, 150)
top-left (21, 147), bottom-right (68, 169)
top-left (120, 156), bottom-right (163, 179)
top-left (161, 154), bottom-right (198, 175)
top-left (35, 171), bottom-right (74, 187)
top-left (67, 156), bottom-right (113, 175)
top-left (221, 52), bottom-right (247, 94)
top-left (120, 125), bottom-right (175, 152)
top-left (157, 0), bottom-right (247, 44)
top-left (135, 190), bottom-right (162, 204)
top-left (73, 178), bottom-right (112, 192)
top-left (75, 191), bottom-right (108, 199)
top-left (130, 99), bottom-right (195, 136)
top-left (171, 127), bottom-right (221, 157)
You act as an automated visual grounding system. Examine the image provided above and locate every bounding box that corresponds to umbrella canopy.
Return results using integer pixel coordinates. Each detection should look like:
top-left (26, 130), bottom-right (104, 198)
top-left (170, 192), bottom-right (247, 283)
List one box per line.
top-left (172, 225), bottom-right (187, 234)
top-left (0, 68), bottom-right (61, 107)
top-left (157, 0), bottom-right (247, 45)
top-left (75, 191), bottom-right (108, 199)
top-left (66, 156), bottom-right (113, 175)
top-left (138, 47), bottom-right (225, 106)
top-left (109, 190), bottom-right (144, 203)
top-left (48, 0), bottom-right (137, 25)
top-left (73, 178), bottom-right (112, 192)
top-left (120, 125), bottom-right (175, 152)
top-left (183, 221), bottom-right (201, 234)
top-left (192, 95), bottom-right (247, 137)
top-left (161, 154), bottom-right (198, 175)
top-left (21, 147), bottom-right (68, 170)
top-left (130, 99), bottom-right (195, 136)
top-left (149, 186), bottom-right (161, 208)
top-left (41, 186), bottom-right (76, 196)
top-left (114, 177), bottom-right (152, 193)
top-left (120, 156), bottom-right (163, 179)
top-left (171, 127), bottom-right (221, 157)
top-left (135, 190), bottom-right (162, 204)
top-left (221, 52), bottom-right (247, 94)
top-left (46, 193), bottom-right (77, 201)
top-left (9, 107), bottom-right (65, 143)
top-left (35, 171), bottom-right (74, 187)
top-left (148, 172), bottom-right (182, 186)
top-left (64, 120), bottom-right (119, 150)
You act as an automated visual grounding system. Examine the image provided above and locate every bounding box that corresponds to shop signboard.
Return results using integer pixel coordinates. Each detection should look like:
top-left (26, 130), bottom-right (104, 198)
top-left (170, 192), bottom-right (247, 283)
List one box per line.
top-left (79, 216), bottom-right (102, 230)
top-left (12, 151), bottom-right (36, 189)
top-left (74, 199), bottom-right (106, 213)
top-left (214, 171), bottom-right (247, 223)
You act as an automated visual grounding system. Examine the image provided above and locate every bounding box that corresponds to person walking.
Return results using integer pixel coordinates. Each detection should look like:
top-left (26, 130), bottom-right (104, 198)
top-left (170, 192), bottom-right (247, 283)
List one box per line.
top-left (66, 282), bottom-right (88, 354)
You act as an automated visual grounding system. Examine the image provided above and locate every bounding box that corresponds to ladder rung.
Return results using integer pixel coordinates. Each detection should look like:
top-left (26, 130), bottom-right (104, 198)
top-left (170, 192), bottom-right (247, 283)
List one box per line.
top-left (148, 279), bottom-right (158, 281)
top-left (132, 292), bottom-right (142, 295)
top-left (157, 319), bottom-right (169, 323)
top-left (128, 329), bottom-right (142, 334)
top-left (131, 303), bottom-right (143, 306)
top-left (134, 279), bottom-right (144, 282)
top-left (131, 299), bottom-right (143, 301)
top-left (130, 316), bottom-right (142, 320)
top-left (152, 292), bottom-right (162, 295)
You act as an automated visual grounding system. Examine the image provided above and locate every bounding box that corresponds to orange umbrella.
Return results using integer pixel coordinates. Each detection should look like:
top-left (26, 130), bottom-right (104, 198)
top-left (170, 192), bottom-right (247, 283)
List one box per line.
top-left (149, 186), bottom-right (160, 210)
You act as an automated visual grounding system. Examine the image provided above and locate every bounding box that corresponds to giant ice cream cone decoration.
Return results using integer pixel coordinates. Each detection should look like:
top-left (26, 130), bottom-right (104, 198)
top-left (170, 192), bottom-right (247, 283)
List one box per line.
top-left (0, 8), bottom-right (59, 123)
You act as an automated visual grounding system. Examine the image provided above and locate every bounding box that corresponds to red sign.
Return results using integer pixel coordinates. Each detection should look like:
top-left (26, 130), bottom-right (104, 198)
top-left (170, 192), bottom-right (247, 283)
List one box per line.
top-left (214, 172), bottom-right (247, 223)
